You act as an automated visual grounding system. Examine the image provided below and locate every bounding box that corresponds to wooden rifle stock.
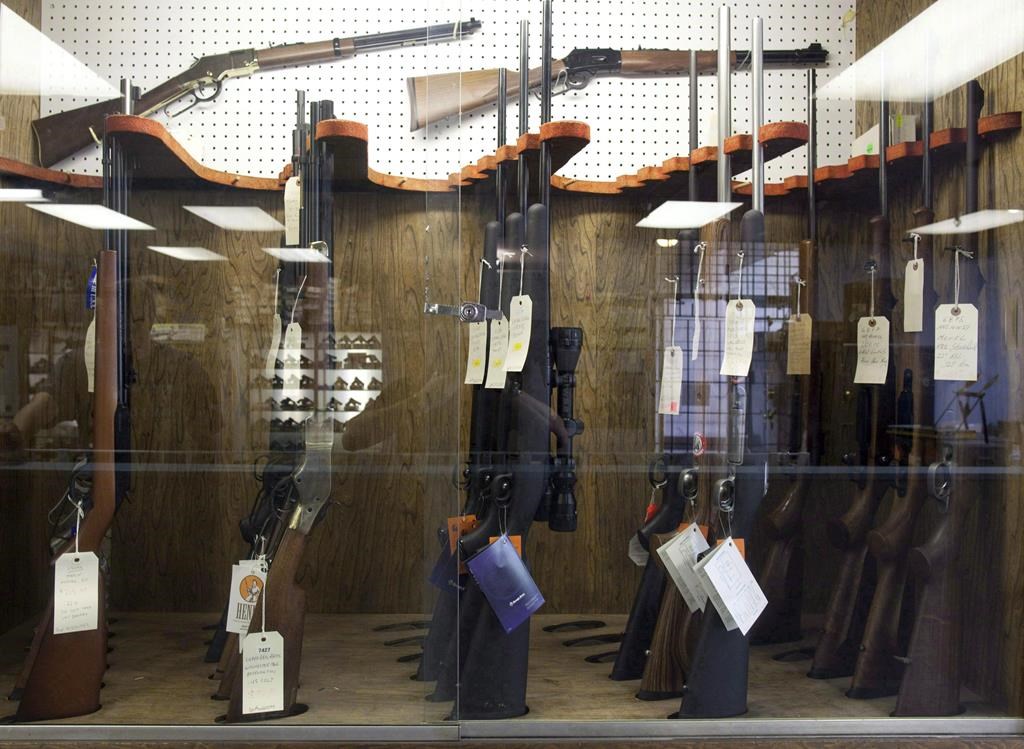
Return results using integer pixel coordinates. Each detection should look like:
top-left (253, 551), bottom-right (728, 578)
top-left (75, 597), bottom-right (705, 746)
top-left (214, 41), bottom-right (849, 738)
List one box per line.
top-left (14, 251), bottom-right (119, 721)
top-left (894, 445), bottom-right (966, 715)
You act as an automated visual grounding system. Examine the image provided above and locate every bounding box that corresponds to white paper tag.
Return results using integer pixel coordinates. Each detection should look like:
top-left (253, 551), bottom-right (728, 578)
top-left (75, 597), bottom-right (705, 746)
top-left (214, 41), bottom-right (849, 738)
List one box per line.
top-left (464, 322), bottom-right (488, 385)
top-left (657, 346), bottom-right (684, 415)
top-left (282, 322), bottom-right (303, 389)
top-left (627, 534), bottom-right (649, 567)
top-left (934, 303), bottom-right (978, 382)
top-left (659, 524), bottom-right (711, 612)
top-left (284, 176), bottom-right (301, 246)
top-left (84, 316), bottom-right (96, 394)
top-left (692, 543), bottom-right (727, 621)
top-left (242, 630), bottom-right (284, 715)
top-left (695, 538), bottom-right (767, 635)
top-left (904, 260), bottom-right (924, 333)
top-left (504, 295), bottom-right (533, 373)
top-left (786, 314), bottom-right (812, 376)
top-left (264, 314), bottom-right (282, 380)
top-left (484, 317), bottom-right (509, 390)
top-left (691, 319), bottom-right (701, 361)
top-left (720, 300), bottom-right (756, 377)
top-left (54, 551), bottom-right (99, 635)
top-left (854, 317), bottom-right (890, 384)
top-left (226, 561), bottom-right (266, 637)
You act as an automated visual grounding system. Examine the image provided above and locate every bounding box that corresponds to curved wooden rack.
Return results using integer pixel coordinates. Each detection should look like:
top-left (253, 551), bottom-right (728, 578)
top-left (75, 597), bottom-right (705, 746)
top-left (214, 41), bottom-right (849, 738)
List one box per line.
top-left (448, 120), bottom-right (591, 192)
top-left (105, 116), bottom-right (282, 190)
top-left (0, 156), bottom-right (102, 189)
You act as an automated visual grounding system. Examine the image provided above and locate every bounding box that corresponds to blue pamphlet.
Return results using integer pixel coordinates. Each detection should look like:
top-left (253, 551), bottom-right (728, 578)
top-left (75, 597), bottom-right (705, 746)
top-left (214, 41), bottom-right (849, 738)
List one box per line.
top-left (466, 534), bottom-right (544, 633)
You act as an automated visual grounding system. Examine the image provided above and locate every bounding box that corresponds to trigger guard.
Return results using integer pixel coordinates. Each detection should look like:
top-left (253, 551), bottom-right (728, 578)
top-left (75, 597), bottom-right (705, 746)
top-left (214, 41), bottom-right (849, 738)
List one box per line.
top-left (647, 457), bottom-right (667, 489)
top-left (194, 80), bottom-right (222, 102)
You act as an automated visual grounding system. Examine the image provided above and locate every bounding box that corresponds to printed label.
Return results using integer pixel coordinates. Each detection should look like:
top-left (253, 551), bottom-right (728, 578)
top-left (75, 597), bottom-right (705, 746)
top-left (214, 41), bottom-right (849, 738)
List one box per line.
top-left (694, 537), bottom-right (767, 635)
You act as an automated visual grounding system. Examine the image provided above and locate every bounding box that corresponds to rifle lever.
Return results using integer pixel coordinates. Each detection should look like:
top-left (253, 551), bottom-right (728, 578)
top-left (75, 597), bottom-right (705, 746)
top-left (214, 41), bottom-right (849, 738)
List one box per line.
top-left (166, 79), bottom-right (223, 118)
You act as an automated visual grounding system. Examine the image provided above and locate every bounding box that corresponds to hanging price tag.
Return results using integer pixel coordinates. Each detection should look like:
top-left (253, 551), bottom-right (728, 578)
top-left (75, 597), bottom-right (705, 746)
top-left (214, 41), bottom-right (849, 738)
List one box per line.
top-left (284, 176), bottom-right (301, 246)
top-left (282, 322), bottom-right (303, 389)
top-left (54, 551), bottom-right (100, 635)
top-left (904, 260), bottom-right (924, 333)
top-left (466, 534), bottom-right (545, 634)
top-left (854, 316), bottom-right (889, 384)
top-left (464, 322), bottom-right (489, 385)
top-left (658, 523), bottom-right (711, 612)
top-left (226, 561), bottom-right (266, 638)
top-left (264, 314), bottom-right (283, 380)
top-left (934, 304), bottom-right (978, 382)
top-left (242, 630), bottom-right (284, 715)
top-left (484, 317), bottom-right (509, 390)
top-left (657, 346), bottom-right (684, 415)
top-left (504, 295), bottom-right (533, 372)
top-left (84, 317), bottom-right (96, 393)
top-left (720, 300), bottom-right (756, 377)
top-left (694, 537), bottom-right (767, 634)
top-left (786, 314), bottom-right (812, 376)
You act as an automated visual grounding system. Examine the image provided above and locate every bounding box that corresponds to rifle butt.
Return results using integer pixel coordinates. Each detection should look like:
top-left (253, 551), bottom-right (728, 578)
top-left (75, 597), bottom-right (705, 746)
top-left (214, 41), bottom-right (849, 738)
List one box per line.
top-left (14, 585), bottom-right (107, 721)
top-left (847, 559), bottom-right (909, 699)
top-left (749, 530), bottom-right (804, 645)
top-left (9, 599), bottom-right (52, 700)
top-left (610, 555), bottom-right (666, 680)
top-left (637, 534), bottom-right (689, 700)
top-left (31, 98), bottom-right (122, 167)
top-left (673, 607), bottom-right (749, 719)
top-left (808, 545), bottom-right (876, 679)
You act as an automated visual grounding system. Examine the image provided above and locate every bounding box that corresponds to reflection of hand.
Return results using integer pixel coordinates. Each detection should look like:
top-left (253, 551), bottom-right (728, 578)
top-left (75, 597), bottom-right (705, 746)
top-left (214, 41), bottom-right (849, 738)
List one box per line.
top-left (0, 421), bottom-right (25, 462)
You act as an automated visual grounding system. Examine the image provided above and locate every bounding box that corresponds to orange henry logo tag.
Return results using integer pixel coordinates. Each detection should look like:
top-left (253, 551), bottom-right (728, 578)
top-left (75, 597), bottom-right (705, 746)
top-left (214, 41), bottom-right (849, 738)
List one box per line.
top-left (239, 575), bottom-right (264, 603)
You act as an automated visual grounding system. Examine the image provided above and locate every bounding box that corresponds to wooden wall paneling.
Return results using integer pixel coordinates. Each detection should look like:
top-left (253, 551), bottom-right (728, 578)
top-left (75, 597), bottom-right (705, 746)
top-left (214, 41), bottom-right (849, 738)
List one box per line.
top-left (0, 0), bottom-right (41, 163)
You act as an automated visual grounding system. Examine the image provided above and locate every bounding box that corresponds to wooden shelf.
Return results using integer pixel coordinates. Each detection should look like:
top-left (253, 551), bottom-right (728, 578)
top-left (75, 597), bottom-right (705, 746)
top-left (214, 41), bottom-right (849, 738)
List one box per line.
top-left (0, 156), bottom-right (101, 189)
top-left (105, 116), bottom-right (283, 191)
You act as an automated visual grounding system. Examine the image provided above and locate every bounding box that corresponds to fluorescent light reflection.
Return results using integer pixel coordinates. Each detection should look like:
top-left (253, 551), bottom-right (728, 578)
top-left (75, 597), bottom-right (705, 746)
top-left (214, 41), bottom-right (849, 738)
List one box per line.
top-left (638, 201), bottom-right (742, 230)
top-left (262, 247), bottom-right (331, 263)
top-left (656, 238), bottom-right (679, 248)
top-left (912, 209), bottom-right (1024, 235)
top-left (184, 206), bottom-right (285, 232)
top-left (0, 4), bottom-right (118, 97)
top-left (28, 203), bottom-right (154, 230)
top-left (818, 0), bottom-right (1024, 102)
top-left (148, 246), bottom-right (227, 262)
top-left (0, 188), bottom-right (48, 202)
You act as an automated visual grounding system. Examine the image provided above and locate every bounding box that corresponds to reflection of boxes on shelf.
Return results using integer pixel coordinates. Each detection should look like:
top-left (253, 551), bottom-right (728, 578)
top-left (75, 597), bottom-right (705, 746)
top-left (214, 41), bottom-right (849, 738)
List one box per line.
top-left (851, 114), bottom-right (918, 158)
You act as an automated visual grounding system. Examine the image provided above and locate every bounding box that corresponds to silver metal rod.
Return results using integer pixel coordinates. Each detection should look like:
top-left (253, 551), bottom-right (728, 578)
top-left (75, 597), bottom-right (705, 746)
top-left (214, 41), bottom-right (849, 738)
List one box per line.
top-left (540, 0), bottom-right (553, 208)
top-left (751, 17), bottom-right (764, 212)
top-left (807, 69), bottom-right (817, 241)
top-left (121, 78), bottom-right (133, 116)
top-left (717, 6), bottom-right (731, 203)
top-left (518, 20), bottom-right (530, 213)
top-left (688, 49), bottom-right (698, 199)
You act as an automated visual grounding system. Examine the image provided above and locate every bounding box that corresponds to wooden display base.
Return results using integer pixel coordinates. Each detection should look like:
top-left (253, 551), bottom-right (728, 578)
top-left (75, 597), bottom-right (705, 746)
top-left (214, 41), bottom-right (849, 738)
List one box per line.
top-left (0, 612), bottom-right (1005, 726)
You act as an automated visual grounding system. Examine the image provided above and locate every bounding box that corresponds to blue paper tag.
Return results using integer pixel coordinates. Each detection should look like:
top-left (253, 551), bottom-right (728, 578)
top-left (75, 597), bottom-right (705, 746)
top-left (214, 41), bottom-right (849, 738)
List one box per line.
top-left (85, 264), bottom-right (97, 311)
top-left (466, 534), bottom-right (544, 633)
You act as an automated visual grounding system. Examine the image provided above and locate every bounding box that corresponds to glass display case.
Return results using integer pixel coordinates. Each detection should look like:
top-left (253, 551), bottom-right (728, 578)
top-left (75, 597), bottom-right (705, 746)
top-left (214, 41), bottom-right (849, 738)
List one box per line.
top-left (0, 0), bottom-right (1022, 744)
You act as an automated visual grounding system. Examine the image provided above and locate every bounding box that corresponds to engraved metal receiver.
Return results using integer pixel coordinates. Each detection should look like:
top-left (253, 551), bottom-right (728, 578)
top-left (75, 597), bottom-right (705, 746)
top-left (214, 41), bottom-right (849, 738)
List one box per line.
top-left (289, 417), bottom-right (335, 535)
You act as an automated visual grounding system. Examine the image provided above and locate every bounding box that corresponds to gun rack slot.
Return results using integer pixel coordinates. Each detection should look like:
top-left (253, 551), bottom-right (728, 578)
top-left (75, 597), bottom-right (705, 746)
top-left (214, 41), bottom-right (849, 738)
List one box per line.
top-left (104, 116), bottom-right (283, 191)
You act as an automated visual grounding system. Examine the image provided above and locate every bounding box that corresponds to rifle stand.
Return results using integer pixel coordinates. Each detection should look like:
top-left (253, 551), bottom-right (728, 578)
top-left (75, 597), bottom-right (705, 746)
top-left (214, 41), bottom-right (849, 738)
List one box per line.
top-left (215, 703), bottom-right (308, 723)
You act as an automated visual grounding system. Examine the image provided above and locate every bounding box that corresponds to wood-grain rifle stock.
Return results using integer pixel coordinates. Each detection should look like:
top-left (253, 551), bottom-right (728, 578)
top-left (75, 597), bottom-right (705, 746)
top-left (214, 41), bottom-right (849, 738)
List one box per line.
top-left (14, 251), bottom-right (119, 722)
top-left (809, 99), bottom-right (897, 682)
top-left (848, 98), bottom-right (940, 700)
top-left (407, 43), bottom-right (827, 130)
top-left (32, 19), bottom-right (481, 167)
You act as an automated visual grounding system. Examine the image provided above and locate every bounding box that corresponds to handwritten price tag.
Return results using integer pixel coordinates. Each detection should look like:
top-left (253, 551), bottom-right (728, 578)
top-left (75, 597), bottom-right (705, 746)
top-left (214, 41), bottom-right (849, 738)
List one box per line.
top-left (284, 176), bottom-right (301, 246)
top-left (243, 630), bottom-right (284, 715)
top-left (464, 322), bottom-right (488, 385)
top-left (720, 300), bottom-right (756, 377)
top-left (504, 295), bottom-right (533, 372)
top-left (934, 304), bottom-right (978, 382)
top-left (854, 316), bottom-right (889, 384)
top-left (657, 346), bottom-right (684, 415)
top-left (484, 317), bottom-right (509, 390)
top-left (54, 552), bottom-right (99, 635)
top-left (786, 314), bottom-right (812, 376)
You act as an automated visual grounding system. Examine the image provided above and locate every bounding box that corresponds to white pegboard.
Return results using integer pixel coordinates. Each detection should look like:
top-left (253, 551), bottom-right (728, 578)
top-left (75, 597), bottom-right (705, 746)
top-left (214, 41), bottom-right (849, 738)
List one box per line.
top-left (41, 0), bottom-right (856, 184)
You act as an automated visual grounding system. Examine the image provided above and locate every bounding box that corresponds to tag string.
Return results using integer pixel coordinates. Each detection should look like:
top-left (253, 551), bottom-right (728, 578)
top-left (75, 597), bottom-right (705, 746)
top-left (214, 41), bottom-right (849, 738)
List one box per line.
top-left (290, 274), bottom-right (307, 325)
top-left (272, 268), bottom-right (281, 314)
top-left (953, 247), bottom-right (973, 309)
top-left (259, 554), bottom-right (268, 634)
top-left (73, 499), bottom-right (83, 555)
top-left (665, 276), bottom-right (679, 347)
top-left (477, 257), bottom-right (491, 304)
top-left (733, 251), bottom-right (745, 303)
top-left (518, 245), bottom-right (530, 296)
top-left (910, 232), bottom-right (921, 265)
top-left (795, 276), bottom-right (806, 321)
top-left (868, 265), bottom-right (877, 319)
top-left (496, 255), bottom-right (506, 316)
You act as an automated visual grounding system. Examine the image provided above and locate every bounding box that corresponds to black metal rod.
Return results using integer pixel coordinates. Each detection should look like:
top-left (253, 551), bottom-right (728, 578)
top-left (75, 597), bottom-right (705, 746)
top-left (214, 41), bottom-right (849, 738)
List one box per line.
top-left (497, 68), bottom-right (508, 225)
top-left (879, 98), bottom-right (889, 219)
top-left (539, 0), bottom-right (553, 209)
top-left (518, 20), bottom-right (530, 213)
top-left (807, 69), bottom-right (817, 242)
top-left (688, 49), bottom-right (698, 200)
top-left (352, 20), bottom-right (480, 52)
top-left (965, 80), bottom-right (983, 215)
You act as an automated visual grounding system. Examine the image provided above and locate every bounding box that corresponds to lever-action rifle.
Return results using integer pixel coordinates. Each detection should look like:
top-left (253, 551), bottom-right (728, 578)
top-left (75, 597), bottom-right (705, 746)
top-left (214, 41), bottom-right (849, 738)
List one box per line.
top-left (33, 19), bottom-right (482, 166)
top-left (809, 97), bottom-right (897, 681)
top-left (407, 43), bottom-right (827, 130)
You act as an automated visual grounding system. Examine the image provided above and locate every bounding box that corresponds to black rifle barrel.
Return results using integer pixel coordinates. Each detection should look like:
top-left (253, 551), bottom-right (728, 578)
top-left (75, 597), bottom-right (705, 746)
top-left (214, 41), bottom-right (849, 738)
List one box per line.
top-left (352, 19), bottom-right (482, 53)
